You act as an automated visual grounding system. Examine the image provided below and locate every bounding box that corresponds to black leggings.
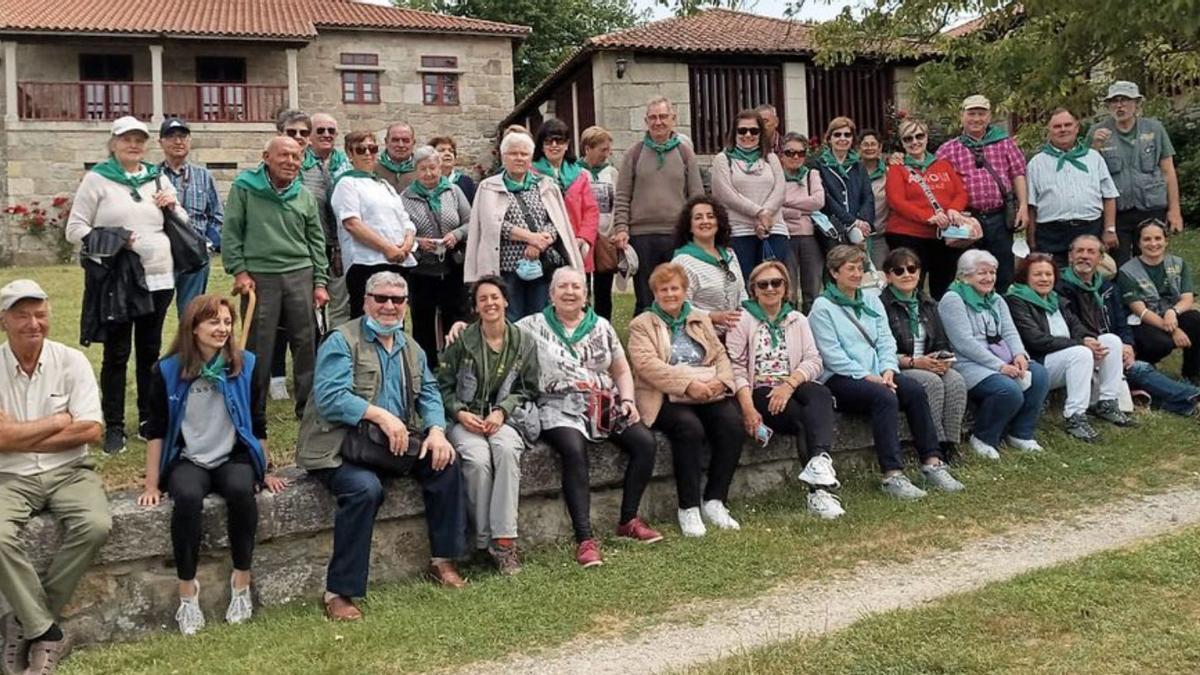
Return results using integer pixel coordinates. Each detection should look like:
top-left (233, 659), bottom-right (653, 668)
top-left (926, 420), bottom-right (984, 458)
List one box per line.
top-left (752, 382), bottom-right (836, 457)
top-left (406, 269), bottom-right (467, 371)
top-left (167, 457), bottom-right (258, 581)
top-left (99, 289), bottom-right (173, 431)
top-left (653, 399), bottom-right (746, 509)
top-left (1133, 309), bottom-right (1200, 378)
top-left (542, 424), bottom-right (657, 542)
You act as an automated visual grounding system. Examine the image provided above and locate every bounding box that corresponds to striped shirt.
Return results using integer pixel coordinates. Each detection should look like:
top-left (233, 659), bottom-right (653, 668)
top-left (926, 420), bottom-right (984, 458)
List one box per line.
top-left (935, 137), bottom-right (1027, 212)
top-left (1026, 149), bottom-right (1118, 223)
top-left (674, 249), bottom-right (748, 316)
top-left (159, 162), bottom-right (222, 244)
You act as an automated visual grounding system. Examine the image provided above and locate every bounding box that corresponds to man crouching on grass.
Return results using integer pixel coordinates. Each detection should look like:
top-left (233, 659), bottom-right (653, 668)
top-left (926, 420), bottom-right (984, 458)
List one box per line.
top-left (0, 280), bottom-right (110, 675)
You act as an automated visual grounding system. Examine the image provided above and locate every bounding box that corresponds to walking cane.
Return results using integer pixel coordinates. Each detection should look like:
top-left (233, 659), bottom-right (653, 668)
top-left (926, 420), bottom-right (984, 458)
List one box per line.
top-left (237, 289), bottom-right (257, 352)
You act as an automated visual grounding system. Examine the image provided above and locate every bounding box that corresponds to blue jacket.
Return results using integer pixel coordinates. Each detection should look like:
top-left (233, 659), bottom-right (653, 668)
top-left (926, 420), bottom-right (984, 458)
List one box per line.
top-left (817, 162), bottom-right (875, 232)
top-left (810, 292), bottom-right (898, 382)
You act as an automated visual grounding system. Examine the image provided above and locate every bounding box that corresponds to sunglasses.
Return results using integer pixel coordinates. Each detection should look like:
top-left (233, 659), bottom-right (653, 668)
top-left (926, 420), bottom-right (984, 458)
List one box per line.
top-left (831, 131), bottom-right (854, 139)
top-left (889, 264), bottom-right (921, 276)
top-left (352, 145), bottom-right (380, 156)
top-left (368, 293), bottom-right (408, 306)
top-left (315, 127), bottom-right (338, 136)
top-left (782, 149), bottom-right (806, 158)
top-left (736, 127), bottom-right (761, 137)
top-left (284, 128), bottom-right (312, 139)
top-left (753, 278), bottom-right (785, 290)
top-left (544, 136), bottom-right (569, 146)
top-left (901, 133), bottom-right (927, 143)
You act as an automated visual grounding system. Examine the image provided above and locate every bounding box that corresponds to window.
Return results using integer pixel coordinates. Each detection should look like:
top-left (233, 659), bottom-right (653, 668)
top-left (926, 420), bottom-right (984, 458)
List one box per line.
top-left (420, 56), bottom-right (459, 106)
top-left (79, 54), bottom-right (135, 120)
top-left (79, 54), bottom-right (133, 82)
top-left (688, 64), bottom-right (784, 154)
top-left (196, 57), bottom-right (246, 84)
top-left (805, 64), bottom-right (893, 142)
top-left (341, 53), bottom-right (379, 67)
top-left (340, 53), bottom-right (381, 104)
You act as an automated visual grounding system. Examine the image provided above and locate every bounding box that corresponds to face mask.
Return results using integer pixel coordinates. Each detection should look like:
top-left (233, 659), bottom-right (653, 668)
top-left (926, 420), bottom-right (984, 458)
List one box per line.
top-left (515, 258), bottom-right (544, 281)
top-left (366, 316), bottom-right (404, 336)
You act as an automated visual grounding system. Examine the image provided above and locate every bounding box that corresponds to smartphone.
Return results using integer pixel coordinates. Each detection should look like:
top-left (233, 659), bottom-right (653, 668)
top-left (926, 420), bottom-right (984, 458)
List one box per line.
top-left (755, 424), bottom-right (774, 447)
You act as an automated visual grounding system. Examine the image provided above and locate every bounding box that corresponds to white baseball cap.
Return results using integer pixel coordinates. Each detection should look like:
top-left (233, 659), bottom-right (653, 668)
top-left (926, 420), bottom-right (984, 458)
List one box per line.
top-left (0, 279), bottom-right (48, 311)
top-left (111, 116), bottom-right (150, 137)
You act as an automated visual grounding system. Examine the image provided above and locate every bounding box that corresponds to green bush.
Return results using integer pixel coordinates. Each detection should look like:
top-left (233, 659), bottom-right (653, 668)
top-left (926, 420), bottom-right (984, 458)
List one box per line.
top-left (1163, 108), bottom-right (1200, 228)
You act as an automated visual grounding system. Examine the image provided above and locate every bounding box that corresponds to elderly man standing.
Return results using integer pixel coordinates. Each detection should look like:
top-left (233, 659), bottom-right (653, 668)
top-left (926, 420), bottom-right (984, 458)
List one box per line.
top-left (754, 103), bottom-right (784, 155)
top-left (223, 136), bottom-right (329, 419)
top-left (297, 271), bottom-right (465, 622)
top-left (300, 112), bottom-right (351, 328)
top-left (0, 280), bottom-right (110, 675)
top-left (613, 96), bottom-right (704, 313)
top-left (1088, 81), bottom-right (1184, 265)
top-left (376, 122), bottom-right (418, 192)
top-left (158, 118), bottom-right (223, 318)
top-left (936, 95), bottom-right (1030, 293)
top-left (1027, 108), bottom-right (1119, 267)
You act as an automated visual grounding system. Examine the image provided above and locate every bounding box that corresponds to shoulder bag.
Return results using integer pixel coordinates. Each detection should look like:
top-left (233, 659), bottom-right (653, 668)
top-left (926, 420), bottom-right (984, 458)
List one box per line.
top-left (340, 421), bottom-right (422, 476)
top-left (906, 167), bottom-right (981, 248)
top-left (968, 146), bottom-right (1017, 229)
top-left (511, 190), bottom-right (567, 273)
top-left (155, 176), bottom-right (208, 274)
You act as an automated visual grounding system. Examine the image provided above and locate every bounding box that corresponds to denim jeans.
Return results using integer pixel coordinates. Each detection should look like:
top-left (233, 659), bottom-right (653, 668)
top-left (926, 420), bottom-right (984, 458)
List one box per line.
top-left (1127, 361), bottom-right (1200, 415)
top-left (173, 261), bottom-right (210, 320)
top-left (967, 361), bottom-right (1050, 446)
top-left (501, 271), bottom-right (550, 321)
top-left (730, 234), bottom-right (791, 284)
top-left (825, 373), bottom-right (941, 473)
top-left (976, 211), bottom-right (1014, 293)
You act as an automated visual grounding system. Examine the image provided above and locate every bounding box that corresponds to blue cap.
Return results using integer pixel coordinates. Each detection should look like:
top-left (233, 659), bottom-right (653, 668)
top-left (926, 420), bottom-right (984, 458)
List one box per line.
top-left (159, 118), bottom-right (191, 136)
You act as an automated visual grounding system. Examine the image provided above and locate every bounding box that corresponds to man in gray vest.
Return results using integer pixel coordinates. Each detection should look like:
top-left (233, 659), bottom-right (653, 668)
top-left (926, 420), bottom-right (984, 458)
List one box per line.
top-left (296, 271), bottom-right (465, 622)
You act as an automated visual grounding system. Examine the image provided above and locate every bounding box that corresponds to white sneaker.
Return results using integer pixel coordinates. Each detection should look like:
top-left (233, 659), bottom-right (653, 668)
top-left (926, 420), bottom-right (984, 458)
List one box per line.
top-left (1006, 436), bottom-right (1044, 453)
top-left (701, 500), bottom-right (741, 530)
top-left (968, 435), bottom-right (1001, 460)
top-left (798, 452), bottom-right (841, 489)
top-left (268, 377), bottom-right (290, 401)
top-left (677, 507), bottom-right (706, 537)
top-left (225, 576), bottom-right (253, 625)
top-left (175, 582), bottom-right (205, 636)
top-left (807, 489), bottom-right (845, 519)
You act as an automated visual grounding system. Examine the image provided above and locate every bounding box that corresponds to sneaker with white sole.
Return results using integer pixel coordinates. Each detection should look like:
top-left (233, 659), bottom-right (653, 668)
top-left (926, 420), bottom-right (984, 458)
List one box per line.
top-left (921, 463), bottom-right (965, 492)
top-left (968, 435), bottom-right (1001, 460)
top-left (701, 500), bottom-right (741, 530)
top-left (1006, 436), bottom-right (1044, 453)
top-left (225, 577), bottom-right (253, 625)
top-left (798, 452), bottom-right (840, 489)
top-left (807, 489), bottom-right (845, 519)
top-left (880, 474), bottom-right (927, 501)
top-left (269, 377), bottom-right (291, 401)
top-left (175, 583), bottom-right (205, 636)
top-left (677, 507), bottom-right (706, 537)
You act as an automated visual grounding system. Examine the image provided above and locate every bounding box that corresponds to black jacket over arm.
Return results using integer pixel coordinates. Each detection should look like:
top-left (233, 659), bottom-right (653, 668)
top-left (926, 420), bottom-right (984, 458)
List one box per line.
top-left (1005, 295), bottom-right (1088, 363)
top-left (881, 289), bottom-right (951, 357)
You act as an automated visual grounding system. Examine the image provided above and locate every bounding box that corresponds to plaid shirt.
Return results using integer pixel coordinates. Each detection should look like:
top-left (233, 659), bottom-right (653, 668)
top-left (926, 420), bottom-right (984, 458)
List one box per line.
top-left (159, 161), bottom-right (223, 248)
top-left (935, 137), bottom-right (1026, 213)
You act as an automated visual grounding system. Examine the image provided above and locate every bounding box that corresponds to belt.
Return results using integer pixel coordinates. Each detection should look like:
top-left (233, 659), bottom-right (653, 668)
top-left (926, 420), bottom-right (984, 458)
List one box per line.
top-left (976, 207), bottom-right (1006, 217)
top-left (1042, 218), bottom-right (1101, 228)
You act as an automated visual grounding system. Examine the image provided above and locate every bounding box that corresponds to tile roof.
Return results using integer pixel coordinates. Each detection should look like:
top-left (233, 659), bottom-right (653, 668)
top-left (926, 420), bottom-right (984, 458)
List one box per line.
top-left (0, 0), bottom-right (529, 40)
top-left (589, 9), bottom-right (816, 55)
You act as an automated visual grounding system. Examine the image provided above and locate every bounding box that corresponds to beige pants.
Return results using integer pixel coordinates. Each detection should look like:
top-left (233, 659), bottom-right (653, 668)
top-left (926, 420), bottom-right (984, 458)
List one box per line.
top-left (448, 424), bottom-right (524, 549)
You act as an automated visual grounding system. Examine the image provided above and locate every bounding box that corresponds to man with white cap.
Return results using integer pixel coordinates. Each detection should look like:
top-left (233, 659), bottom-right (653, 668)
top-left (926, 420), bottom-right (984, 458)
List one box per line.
top-left (936, 95), bottom-right (1030, 293)
top-left (0, 280), bottom-right (110, 675)
top-left (158, 118), bottom-right (223, 319)
top-left (1088, 80), bottom-right (1183, 265)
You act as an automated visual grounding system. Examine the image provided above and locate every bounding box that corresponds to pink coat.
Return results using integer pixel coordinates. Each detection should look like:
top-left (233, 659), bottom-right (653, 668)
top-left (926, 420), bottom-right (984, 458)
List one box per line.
top-left (780, 171), bottom-right (825, 237)
top-left (725, 308), bottom-right (824, 392)
top-left (562, 173), bottom-right (600, 272)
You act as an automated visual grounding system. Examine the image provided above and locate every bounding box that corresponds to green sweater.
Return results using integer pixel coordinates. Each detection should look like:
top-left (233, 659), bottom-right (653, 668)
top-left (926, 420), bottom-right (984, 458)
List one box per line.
top-left (221, 178), bottom-right (330, 285)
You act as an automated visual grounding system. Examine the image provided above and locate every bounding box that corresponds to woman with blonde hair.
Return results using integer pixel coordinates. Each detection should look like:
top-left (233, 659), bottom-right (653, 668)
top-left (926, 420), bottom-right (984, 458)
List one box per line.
top-left (816, 116), bottom-right (875, 251)
top-left (579, 125), bottom-right (621, 318)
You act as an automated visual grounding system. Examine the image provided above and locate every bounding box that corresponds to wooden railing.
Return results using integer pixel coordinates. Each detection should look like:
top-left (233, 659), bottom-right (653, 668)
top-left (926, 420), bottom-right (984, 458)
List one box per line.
top-left (16, 81), bottom-right (287, 122)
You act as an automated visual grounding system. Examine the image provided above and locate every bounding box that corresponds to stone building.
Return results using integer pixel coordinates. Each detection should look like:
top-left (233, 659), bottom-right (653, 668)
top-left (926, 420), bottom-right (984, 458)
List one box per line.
top-left (0, 0), bottom-right (528, 262)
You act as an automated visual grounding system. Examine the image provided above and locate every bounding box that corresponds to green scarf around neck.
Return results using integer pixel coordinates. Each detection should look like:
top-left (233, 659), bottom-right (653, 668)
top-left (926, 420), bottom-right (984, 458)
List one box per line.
top-left (581, 161), bottom-right (609, 180)
top-left (302, 147), bottom-right (348, 174)
top-left (532, 157), bottom-right (582, 193)
top-left (725, 145), bottom-right (762, 166)
top-left (198, 353), bottom-right (227, 384)
top-left (904, 153), bottom-right (936, 172)
top-left (91, 156), bottom-right (160, 201)
top-left (741, 300), bottom-right (793, 348)
top-left (233, 163), bottom-right (303, 204)
top-left (502, 170), bottom-right (537, 193)
top-left (650, 301), bottom-right (691, 333)
top-left (378, 151), bottom-right (415, 175)
top-left (865, 161), bottom-right (886, 182)
top-left (820, 147), bottom-right (860, 179)
top-left (643, 133), bottom-right (682, 169)
top-left (959, 125), bottom-right (1009, 150)
top-left (332, 169), bottom-right (382, 192)
top-left (949, 279), bottom-right (1001, 324)
top-left (411, 176), bottom-right (453, 215)
top-left (784, 166), bottom-right (810, 183)
top-left (1041, 141), bottom-right (1090, 172)
top-left (675, 241), bottom-right (733, 270)
top-left (1006, 282), bottom-right (1060, 314)
top-left (447, 169), bottom-right (463, 184)
top-left (541, 305), bottom-right (598, 357)
top-left (1060, 266), bottom-right (1104, 310)
top-left (821, 282), bottom-right (878, 318)
top-left (888, 285), bottom-right (922, 337)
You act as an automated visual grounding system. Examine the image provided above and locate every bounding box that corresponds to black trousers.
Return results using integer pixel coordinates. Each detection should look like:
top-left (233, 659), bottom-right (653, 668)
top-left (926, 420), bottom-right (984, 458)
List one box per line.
top-left (752, 382), bottom-right (836, 457)
top-left (346, 263), bottom-right (407, 319)
top-left (1115, 207), bottom-right (1168, 267)
top-left (166, 457), bottom-right (258, 581)
top-left (1133, 309), bottom-right (1200, 378)
top-left (592, 272), bottom-right (615, 321)
top-left (542, 423), bottom-right (657, 543)
top-left (100, 288), bottom-right (173, 431)
top-left (406, 268), bottom-right (467, 370)
top-left (885, 233), bottom-right (962, 300)
top-left (824, 374), bottom-right (941, 473)
top-left (630, 234), bottom-right (676, 315)
top-left (653, 398), bottom-right (746, 509)
top-left (1032, 217), bottom-right (1103, 268)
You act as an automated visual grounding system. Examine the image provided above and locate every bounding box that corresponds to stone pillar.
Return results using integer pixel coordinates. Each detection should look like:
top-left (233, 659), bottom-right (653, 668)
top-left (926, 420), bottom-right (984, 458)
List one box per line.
top-left (782, 61), bottom-right (808, 138)
top-left (570, 80), bottom-right (580, 151)
top-left (149, 44), bottom-right (164, 124)
top-left (893, 65), bottom-right (916, 113)
top-left (3, 42), bottom-right (17, 124)
top-left (286, 49), bottom-right (299, 109)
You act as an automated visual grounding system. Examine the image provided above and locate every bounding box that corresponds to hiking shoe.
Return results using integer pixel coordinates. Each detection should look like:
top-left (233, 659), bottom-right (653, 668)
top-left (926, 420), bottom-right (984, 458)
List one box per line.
top-left (225, 577), bottom-right (253, 625)
top-left (701, 500), bottom-right (741, 530)
top-left (922, 463), bottom-right (965, 493)
top-left (269, 376), bottom-right (291, 401)
top-left (968, 435), bottom-right (1000, 460)
top-left (1, 613), bottom-right (26, 675)
top-left (677, 507), bottom-right (706, 538)
top-left (807, 489), bottom-right (845, 520)
top-left (103, 426), bottom-right (126, 455)
top-left (880, 474), bottom-right (927, 501)
top-left (798, 452), bottom-right (840, 489)
top-left (616, 517), bottom-right (664, 544)
top-left (23, 634), bottom-right (70, 675)
top-left (489, 542), bottom-right (523, 576)
top-left (1089, 399), bottom-right (1136, 427)
top-left (1006, 436), bottom-right (1044, 453)
top-left (1064, 412), bottom-right (1100, 443)
top-left (175, 584), bottom-right (205, 636)
top-left (575, 539), bottom-right (603, 568)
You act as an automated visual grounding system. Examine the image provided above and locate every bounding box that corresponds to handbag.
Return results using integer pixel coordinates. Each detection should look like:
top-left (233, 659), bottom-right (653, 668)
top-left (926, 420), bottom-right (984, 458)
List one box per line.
top-left (906, 167), bottom-right (982, 249)
top-left (593, 235), bottom-right (619, 273)
top-left (155, 176), bottom-right (207, 275)
top-left (510, 190), bottom-right (567, 273)
top-left (340, 421), bottom-right (422, 476)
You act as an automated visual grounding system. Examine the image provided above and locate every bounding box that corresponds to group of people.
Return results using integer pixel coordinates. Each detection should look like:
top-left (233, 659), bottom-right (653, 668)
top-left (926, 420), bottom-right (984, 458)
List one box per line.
top-left (0, 77), bottom-right (1195, 673)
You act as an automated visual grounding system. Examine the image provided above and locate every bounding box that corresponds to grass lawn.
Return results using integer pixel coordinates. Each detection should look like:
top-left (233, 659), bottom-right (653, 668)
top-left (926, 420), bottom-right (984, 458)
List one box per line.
top-left (690, 526), bottom-right (1200, 674)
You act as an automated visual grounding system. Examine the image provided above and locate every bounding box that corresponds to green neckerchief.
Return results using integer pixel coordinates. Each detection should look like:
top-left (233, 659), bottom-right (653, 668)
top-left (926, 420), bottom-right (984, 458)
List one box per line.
top-left (821, 282), bottom-right (879, 318)
top-left (904, 153), bottom-right (936, 172)
top-left (331, 169), bottom-right (381, 192)
top-left (958, 125), bottom-right (1009, 149)
top-left (741, 300), bottom-right (793, 349)
top-left (1006, 283), bottom-right (1059, 313)
top-left (198, 353), bottom-right (227, 384)
top-left (949, 279), bottom-right (1001, 324)
top-left (650, 301), bottom-right (691, 333)
top-left (819, 147), bottom-right (860, 179)
top-left (378, 151), bottom-right (415, 175)
top-left (532, 157), bottom-right (582, 193)
top-left (410, 176), bottom-right (452, 215)
top-left (447, 169), bottom-right (463, 184)
top-left (675, 241), bottom-right (733, 270)
top-left (1060, 266), bottom-right (1104, 310)
top-left (865, 161), bottom-right (886, 181)
top-left (784, 166), bottom-right (810, 183)
top-left (1041, 141), bottom-right (1090, 172)
top-left (725, 145), bottom-right (762, 166)
top-left (887, 285), bottom-right (921, 337)
top-left (91, 156), bottom-right (160, 201)
top-left (232, 163), bottom-right (303, 204)
top-left (581, 160), bottom-right (610, 180)
top-left (541, 305), bottom-right (598, 357)
top-left (502, 170), bottom-right (536, 193)
top-left (643, 133), bottom-right (682, 169)
top-left (301, 147), bottom-right (348, 174)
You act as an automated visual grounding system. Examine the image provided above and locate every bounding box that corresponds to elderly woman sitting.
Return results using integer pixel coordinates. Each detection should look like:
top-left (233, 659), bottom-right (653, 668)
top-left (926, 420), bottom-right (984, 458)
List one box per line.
top-left (726, 262), bottom-right (843, 519)
top-left (517, 268), bottom-right (663, 568)
top-left (938, 250), bottom-right (1050, 459)
top-left (627, 263), bottom-right (748, 537)
top-left (810, 245), bottom-right (963, 500)
top-left (464, 131), bottom-right (583, 320)
top-left (671, 195), bottom-right (747, 333)
top-left (1006, 253), bottom-right (1132, 443)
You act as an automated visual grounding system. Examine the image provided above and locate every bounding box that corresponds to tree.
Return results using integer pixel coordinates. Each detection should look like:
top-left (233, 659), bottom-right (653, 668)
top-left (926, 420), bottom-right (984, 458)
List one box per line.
top-left (654, 0), bottom-right (759, 17)
top-left (396, 0), bottom-right (646, 100)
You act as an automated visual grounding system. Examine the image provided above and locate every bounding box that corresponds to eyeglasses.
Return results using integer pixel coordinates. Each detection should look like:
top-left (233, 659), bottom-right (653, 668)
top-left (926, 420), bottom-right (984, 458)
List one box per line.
top-left (368, 293), bottom-right (408, 306)
top-left (889, 264), bottom-right (921, 276)
top-left (646, 113), bottom-right (672, 122)
top-left (831, 131), bottom-right (854, 139)
top-left (284, 128), bottom-right (312, 139)
top-left (901, 133), bottom-right (927, 144)
top-left (736, 127), bottom-right (761, 137)
top-left (544, 136), bottom-right (568, 146)
top-left (352, 145), bottom-right (380, 156)
top-left (753, 278), bottom-right (785, 290)
top-left (782, 149), bottom-right (806, 158)
top-left (315, 127), bottom-right (338, 136)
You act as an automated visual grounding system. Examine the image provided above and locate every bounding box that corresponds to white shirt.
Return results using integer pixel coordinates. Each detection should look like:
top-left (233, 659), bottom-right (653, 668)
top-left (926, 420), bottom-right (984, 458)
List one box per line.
top-left (331, 174), bottom-right (417, 271)
top-left (1027, 147), bottom-right (1119, 223)
top-left (0, 340), bottom-right (102, 476)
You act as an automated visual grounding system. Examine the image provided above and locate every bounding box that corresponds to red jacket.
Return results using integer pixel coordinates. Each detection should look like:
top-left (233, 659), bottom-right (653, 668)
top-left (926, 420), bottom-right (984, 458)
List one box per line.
top-left (562, 172), bottom-right (600, 272)
top-left (884, 159), bottom-right (968, 239)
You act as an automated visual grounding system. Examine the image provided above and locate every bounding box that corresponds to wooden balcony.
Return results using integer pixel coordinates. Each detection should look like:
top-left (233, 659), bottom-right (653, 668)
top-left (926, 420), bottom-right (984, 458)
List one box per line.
top-left (16, 81), bottom-right (288, 123)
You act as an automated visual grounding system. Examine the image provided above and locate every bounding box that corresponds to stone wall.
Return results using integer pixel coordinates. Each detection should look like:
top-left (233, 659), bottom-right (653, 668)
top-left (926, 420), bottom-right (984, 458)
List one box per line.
top-left (591, 51), bottom-right (693, 164)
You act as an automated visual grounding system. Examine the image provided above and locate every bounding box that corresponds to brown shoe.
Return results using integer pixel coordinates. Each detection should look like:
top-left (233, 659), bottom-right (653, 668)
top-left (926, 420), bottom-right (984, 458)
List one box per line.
top-left (22, 635), bottom-right (69, 675)
top-left (488, 542), bottom-right (523, 576)
top-left (0, 614), bottom-right (26, 675)
top-left (323, 595), bottom-right (362, 622)
top-left (427, 560), bottom-right (468, 589)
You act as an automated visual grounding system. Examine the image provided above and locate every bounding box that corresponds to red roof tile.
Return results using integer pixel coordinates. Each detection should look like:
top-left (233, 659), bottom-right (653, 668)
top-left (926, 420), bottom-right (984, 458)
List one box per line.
top-left (589, 9), bottom-right (816, 55)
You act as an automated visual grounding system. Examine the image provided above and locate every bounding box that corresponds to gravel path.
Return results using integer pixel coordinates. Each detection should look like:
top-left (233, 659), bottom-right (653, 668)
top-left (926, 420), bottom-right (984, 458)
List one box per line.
top-left (462, 484), bottom-right (1200, 675)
